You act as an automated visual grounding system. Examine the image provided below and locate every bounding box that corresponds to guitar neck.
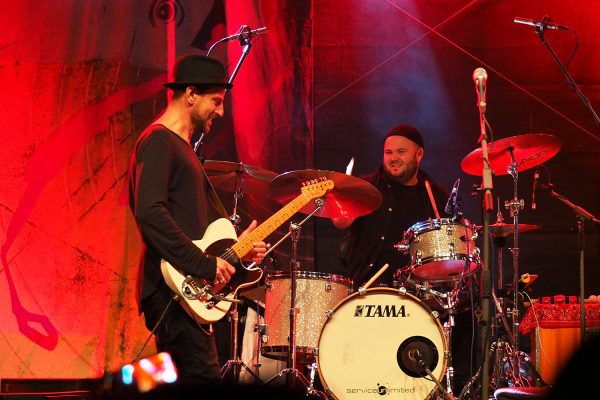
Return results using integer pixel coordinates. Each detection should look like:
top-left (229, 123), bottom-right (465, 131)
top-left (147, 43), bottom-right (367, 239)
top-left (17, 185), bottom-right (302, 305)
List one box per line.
top-left (230, 192), bottom-right (312, 259)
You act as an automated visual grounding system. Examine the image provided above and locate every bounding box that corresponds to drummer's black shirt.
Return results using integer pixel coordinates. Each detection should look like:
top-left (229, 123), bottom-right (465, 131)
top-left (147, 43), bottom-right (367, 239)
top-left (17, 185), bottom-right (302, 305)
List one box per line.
top-left (340, 167), bottom-right (448, 287)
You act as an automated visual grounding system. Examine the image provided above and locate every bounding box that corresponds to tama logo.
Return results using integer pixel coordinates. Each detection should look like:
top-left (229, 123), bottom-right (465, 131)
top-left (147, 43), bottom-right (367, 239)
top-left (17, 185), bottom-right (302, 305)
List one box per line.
top-left (354, 304), bottom-right (407, 317)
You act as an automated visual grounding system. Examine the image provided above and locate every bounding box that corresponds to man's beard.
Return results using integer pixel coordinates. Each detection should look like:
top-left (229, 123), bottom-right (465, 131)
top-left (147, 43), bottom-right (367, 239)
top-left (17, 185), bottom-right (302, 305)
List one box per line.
top-left (385, 155), bottom-right (419, 184)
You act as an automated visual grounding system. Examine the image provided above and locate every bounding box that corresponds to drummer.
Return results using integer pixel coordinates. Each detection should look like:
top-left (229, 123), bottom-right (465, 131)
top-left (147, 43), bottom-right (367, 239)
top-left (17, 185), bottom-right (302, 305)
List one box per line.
top-left (332, 124), bottom-right (448, 287)
top-left (332, 124), bottom-right (476, 394)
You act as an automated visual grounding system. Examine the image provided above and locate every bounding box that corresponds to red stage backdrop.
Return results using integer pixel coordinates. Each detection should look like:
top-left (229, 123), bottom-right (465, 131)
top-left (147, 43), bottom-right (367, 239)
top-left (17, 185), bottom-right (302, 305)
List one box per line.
top-left (0, 0), bottom-right (312, 379)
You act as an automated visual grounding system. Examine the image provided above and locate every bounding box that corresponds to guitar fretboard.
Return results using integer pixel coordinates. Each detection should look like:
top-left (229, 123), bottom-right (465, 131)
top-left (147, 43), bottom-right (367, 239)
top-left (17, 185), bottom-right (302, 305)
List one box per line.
top-left (230, 191), bottom-right (313, 258)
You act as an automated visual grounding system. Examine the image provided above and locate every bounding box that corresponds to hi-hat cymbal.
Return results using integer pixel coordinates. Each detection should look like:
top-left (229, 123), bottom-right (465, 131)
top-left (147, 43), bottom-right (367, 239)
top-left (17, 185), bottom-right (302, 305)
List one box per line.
top-left (477, 222), bottom-right (542, 238)
top-left (203, 160), bottom-right (277, 197)
top-left (269, 170), bottom-right (382, 219)
top-left (461, 133), bottom-right (561, 176)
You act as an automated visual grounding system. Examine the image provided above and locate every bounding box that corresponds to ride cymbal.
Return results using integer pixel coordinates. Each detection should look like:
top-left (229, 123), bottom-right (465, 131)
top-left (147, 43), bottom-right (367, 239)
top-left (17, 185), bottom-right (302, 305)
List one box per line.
top-left (461, 133), bottom-right (561, 176)
top-left (269, 169), bottom-right (382, 219)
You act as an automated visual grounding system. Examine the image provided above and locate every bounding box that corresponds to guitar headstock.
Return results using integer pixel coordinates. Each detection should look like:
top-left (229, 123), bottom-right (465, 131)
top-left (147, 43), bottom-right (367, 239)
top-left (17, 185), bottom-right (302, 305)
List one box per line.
top-left (301, 177), bottom-right (334, 199)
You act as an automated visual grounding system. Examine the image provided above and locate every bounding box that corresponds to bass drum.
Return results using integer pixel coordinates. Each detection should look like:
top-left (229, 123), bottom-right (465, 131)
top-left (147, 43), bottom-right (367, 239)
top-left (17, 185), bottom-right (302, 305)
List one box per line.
top-left (317, 288), bottom-right (447, 400)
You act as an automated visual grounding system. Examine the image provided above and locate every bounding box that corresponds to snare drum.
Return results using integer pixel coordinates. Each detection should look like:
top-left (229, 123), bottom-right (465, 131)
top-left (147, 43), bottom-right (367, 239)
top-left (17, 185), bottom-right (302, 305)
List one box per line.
top-left (262, 271), bottom-right (352, 361)
top-left (317, 288), bottom-right (447, 399)
top-left (397, 218), bottom-right (480, 283)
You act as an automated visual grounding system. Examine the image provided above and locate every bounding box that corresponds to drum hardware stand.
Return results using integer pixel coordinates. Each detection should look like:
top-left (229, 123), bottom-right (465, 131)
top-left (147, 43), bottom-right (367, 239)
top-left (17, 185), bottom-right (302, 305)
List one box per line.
top-left (399, 280), bottom-right (460, 397)
top-left (442, 292), bottom-right (458, 397)
top-left (220, 300), bottom-right (263, 384)
top-left (504, 148), bottom-right (526, 386)
top-left (264, 199), bottom-right (327, 398)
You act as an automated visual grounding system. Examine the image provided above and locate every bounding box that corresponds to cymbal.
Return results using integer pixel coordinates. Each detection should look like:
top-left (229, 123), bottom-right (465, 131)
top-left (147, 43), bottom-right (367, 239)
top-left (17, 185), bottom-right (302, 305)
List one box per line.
top-left (269, 170), bottom-right (382, 219)
top-left (477, 222), bottom-right (542, 238)
top-left (203, 160), bottom-right (277, 196)
top-left (461, 133), bottom-right (561, 176)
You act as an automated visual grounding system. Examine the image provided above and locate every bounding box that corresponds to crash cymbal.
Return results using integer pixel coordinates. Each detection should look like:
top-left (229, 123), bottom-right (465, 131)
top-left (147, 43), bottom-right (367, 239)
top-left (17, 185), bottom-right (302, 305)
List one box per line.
top-left (461, 133), bottom-right (561, 176)
top-left (477, 222), bottom-right (542, 238)
top-left (269, 170), bottom-right (382, 219)
top-left (203, 160), bottom-right (277, 197)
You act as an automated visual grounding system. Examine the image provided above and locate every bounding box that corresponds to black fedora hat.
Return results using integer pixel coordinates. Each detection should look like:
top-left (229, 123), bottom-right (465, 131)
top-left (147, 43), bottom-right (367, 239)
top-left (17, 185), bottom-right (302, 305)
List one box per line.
top-left (164, 54), bottom-right (233, 90)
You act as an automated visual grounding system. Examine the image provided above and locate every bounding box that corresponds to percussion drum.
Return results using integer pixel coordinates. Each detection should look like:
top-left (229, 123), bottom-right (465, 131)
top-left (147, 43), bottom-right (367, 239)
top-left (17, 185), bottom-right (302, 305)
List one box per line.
top-left (262, 271), bottom-right (352, 362)
top-left (317, 288), bottom-right (447, 400)
top-left (397, 218), bottom-right (480, 283)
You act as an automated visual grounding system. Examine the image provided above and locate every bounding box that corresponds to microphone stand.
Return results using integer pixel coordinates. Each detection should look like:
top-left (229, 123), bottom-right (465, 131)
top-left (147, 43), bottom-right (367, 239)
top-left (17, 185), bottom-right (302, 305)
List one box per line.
top-left (476, 87), bottom-right (494, 400)
top-left (195, 25), bottom-right (258, 151)
top-left (533, 19), bottom-right (600, 127)
top-left (540, 183), bottom-right (600, 344)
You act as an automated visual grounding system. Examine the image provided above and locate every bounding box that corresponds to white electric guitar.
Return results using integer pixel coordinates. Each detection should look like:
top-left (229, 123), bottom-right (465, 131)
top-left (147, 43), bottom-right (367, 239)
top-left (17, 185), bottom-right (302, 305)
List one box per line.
top-left (160, 178), bottom-right (334, 324)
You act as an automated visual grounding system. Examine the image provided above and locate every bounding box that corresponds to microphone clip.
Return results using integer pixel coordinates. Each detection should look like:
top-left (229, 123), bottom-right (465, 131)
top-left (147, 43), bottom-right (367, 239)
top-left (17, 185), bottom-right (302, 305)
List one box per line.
top-left (236, 25), bottom-right (253, 46)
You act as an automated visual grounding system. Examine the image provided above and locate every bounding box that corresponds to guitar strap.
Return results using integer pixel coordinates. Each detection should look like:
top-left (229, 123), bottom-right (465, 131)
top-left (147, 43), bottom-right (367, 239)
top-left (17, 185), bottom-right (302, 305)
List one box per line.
top-left (201, 165), bottom-right (230, 220)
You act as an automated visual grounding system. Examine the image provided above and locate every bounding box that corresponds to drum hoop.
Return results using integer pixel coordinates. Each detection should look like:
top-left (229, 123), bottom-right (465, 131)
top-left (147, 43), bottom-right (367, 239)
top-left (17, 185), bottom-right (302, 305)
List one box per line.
top-left (316, 287), bottom-right (448, 398)
top-left (408, 218), bottom-right (476, 234)
top-left (415, 254), bottom-right (476, 264)
top-left (266, 270), bottom-right (353, 286)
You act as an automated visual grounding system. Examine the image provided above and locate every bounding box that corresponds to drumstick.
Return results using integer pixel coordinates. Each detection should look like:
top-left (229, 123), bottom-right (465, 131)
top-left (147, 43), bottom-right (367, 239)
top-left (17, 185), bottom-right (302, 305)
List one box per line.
top-left (362, 263), bottom-right (389, 290)
top-left (424, 179), bottom-right (441, 219)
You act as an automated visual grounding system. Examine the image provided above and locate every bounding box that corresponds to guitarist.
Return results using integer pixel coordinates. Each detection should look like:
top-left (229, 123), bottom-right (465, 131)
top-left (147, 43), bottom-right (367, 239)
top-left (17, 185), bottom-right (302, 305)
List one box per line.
top-left (128, 54), bottom-right (267, 384)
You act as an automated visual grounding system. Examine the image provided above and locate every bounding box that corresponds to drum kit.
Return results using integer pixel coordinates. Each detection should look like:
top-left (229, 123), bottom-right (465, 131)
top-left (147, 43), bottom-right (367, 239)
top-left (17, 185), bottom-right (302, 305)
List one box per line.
top-left (203, 132), bottom-right (561, 399)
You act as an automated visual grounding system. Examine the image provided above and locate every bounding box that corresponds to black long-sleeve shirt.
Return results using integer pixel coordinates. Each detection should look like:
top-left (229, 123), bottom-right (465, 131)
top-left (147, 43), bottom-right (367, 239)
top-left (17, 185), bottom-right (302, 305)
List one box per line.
top-left (341, 168), bottom-right (449, 287)
top-left (129, 124), bottom-right (220, 308)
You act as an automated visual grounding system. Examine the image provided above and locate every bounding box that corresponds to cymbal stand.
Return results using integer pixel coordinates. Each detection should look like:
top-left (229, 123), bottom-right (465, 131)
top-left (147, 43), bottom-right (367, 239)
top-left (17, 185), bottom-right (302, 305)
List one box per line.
top-left (491, 200), bottom-right (507, 338)
top-left (504, 148), bottom-right (525, 385)
top-left (264, 199), bottom-right (326, 398)
top-left (218, 172), bottom-right (250, 383)
top-left (220, 300), bottom-right (263, 384)
top-left (229, 170), bottom-right (243, 231)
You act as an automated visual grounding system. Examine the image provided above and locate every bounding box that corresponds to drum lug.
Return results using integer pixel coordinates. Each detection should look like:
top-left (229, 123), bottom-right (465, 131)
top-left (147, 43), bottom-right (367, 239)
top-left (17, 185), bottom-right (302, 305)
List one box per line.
top-left (415, 250), bottom-right (423, 265)
top-left (266, 282), bottom-right (273, 290)
top-left (447, 225), bottom-right (453, 235)
top-left (393, 242), bottom-right (410, 253)
top-left (398, 286), bottom-right (407, 295)
top-left (325, 309), bottom-right (334, 318)
top-left (325, 282), bottom-right (332, 291)
top-left (448, 242), bottom-right (455, 257)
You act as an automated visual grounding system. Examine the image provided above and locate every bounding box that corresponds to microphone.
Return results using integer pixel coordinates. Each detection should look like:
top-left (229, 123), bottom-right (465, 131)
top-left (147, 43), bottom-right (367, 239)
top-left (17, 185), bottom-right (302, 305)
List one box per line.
top-left (531, 167), bottom-right (540, 210)
top-left (221, 25), bottom-right (267, 43)
top-left (514, 16), bottom-right (569, 31)
top-left (445, 178), bottom-right (460, 215)
top-left (472, 67), bottom-right (487, 113)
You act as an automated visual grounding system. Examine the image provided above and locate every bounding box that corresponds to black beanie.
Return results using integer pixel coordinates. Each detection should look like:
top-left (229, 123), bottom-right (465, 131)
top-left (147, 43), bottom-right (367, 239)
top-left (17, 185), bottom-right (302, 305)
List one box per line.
top-left (384, 124), bottom-right (425, 149)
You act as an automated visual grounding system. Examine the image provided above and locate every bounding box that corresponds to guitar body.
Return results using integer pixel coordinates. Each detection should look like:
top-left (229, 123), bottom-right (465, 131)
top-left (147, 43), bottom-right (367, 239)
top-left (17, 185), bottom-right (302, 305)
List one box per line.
top-left (160, 179), bottom-right (334, 323)
top-left (160, 218), bottom-right (262, 324)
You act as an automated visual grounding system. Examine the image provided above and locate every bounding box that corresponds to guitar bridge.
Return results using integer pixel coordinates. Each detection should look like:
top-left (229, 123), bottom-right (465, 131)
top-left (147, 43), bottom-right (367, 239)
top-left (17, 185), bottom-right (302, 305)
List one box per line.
top-left (182, 276), bottom-right (211, 301)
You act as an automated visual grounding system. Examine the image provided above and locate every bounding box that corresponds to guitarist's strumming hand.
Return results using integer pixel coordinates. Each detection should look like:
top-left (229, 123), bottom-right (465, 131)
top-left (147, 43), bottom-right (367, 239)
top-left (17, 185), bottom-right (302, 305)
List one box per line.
top-left (238, 220), bottom-right (269, 264)
top-left (214, 257), bottom-right (235, 286)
